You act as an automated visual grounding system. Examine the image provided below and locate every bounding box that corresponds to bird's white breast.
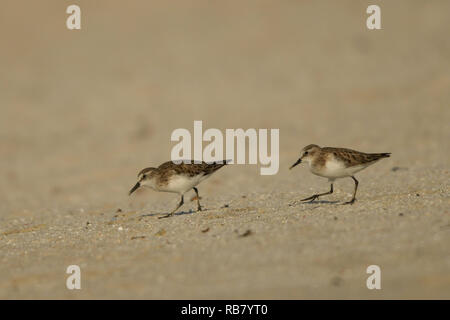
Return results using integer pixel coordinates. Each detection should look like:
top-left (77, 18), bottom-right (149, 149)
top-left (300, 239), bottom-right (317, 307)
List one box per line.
top-left (311, 158), bottom-right (369, 179)
top-left (157, 174), bottom-right (206, 194)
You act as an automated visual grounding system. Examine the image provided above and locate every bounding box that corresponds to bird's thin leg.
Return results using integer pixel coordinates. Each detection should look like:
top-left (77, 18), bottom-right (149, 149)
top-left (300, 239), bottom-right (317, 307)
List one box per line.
top-left (343, 176), bottom-right (358, 205)
top-left (159, 195), bottom-right (184, 219)
top-left (301, 183), bottom-right (334, 202)
top-left (193, 187), bottom-right (202, 211)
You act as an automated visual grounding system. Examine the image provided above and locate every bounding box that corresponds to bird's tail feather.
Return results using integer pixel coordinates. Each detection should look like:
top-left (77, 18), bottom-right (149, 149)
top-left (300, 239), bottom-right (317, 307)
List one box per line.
top-left (369, 153), bottom-right (391, 160)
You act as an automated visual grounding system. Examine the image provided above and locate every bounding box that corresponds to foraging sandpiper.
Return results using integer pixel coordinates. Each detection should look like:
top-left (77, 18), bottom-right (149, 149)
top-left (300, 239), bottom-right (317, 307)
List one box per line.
top-left (129, 160), bottom-right (228, 218)
top-left (290, 144), bottom-right (390, 204)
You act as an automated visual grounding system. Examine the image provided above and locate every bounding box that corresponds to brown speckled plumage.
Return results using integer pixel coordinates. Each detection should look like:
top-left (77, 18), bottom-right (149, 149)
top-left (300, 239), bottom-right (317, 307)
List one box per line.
top-left (321, 147), bottom-right (391, 167)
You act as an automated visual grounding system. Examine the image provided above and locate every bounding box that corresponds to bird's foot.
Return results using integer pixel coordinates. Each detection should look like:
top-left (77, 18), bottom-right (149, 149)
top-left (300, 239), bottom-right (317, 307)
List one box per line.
top-left (342, 198), bottom-right (356, 205)
top-left (301, 194), bottom-right (320, 202)
top-left (158, 213), bottom-right (174, 219)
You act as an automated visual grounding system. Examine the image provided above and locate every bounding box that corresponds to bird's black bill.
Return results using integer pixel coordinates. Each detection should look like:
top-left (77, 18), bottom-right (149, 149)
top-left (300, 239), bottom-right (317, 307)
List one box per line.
top-left (289, 158), bottom-right (302, 170)
top-left (129, 182), bottom-right (140, 195)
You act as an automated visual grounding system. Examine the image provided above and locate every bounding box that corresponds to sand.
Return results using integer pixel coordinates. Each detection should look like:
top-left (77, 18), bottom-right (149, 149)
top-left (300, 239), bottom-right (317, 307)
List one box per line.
top-left (0, 0), bottom-right (449, 299)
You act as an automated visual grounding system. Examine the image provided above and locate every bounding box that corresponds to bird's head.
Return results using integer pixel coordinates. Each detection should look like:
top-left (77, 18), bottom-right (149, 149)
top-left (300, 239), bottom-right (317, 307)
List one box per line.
top-left (129, 167), bottom-right (157, 195)
top-left (289, 144), bottom-right (321, 169)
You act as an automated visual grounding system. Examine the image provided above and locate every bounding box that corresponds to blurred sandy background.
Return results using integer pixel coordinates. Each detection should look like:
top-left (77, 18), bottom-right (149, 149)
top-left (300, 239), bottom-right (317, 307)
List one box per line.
top-left (0, 0), bottom-right (449, 299)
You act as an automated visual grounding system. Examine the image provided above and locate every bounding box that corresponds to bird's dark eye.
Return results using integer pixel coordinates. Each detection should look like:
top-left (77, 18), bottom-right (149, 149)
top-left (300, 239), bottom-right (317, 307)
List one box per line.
top-left (142, 175), bottom-right (146, 179)
top-left (304, 151), bottom-right (309, 155)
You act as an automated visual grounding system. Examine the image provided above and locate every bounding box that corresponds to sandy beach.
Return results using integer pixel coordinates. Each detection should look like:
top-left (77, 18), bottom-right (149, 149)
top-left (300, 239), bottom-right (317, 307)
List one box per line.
top-left (0, 0), bottom-right (449, 299)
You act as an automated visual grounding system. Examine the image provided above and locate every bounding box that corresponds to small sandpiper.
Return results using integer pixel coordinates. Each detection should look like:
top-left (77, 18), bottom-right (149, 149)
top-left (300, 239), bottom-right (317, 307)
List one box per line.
top-left (129, 160), bottom-right (228, 218)
top-left (290, 144), bottom-right (390, 204)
